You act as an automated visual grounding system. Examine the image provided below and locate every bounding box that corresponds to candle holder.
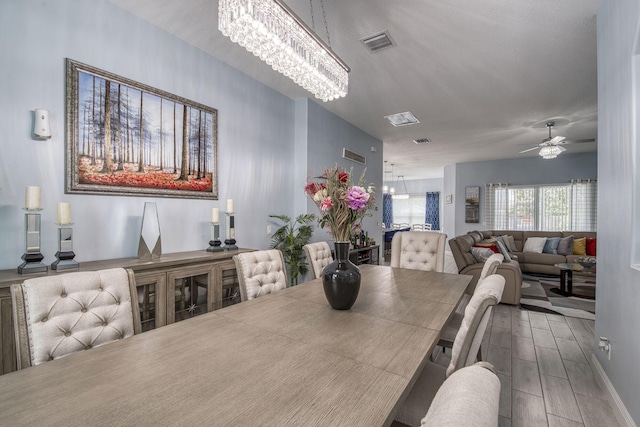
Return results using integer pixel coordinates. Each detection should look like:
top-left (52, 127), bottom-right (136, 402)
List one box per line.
top-left (207, 222), bottom-right (224, 252)
top-left (51, 225), bottom-right (79, 271)
top-left (224, 212), bottom-right (238, 250)
top-left (17, 209), bottom-right (48, 274)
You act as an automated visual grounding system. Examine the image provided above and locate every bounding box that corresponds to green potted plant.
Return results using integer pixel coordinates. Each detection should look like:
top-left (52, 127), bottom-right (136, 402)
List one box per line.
top-left (269, 213), bottom-right (316, 286)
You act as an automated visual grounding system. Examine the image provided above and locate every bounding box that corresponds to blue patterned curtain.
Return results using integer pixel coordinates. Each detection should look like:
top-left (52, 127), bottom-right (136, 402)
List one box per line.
top-left (382, 194), bottom-right (393, 227)
top-left (425, 192), bottom-right (440, 230)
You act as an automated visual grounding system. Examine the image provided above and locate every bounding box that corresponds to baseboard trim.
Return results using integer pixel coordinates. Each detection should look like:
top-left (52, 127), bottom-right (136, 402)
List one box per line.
top-left (590, 353), bottom-right (637, 427)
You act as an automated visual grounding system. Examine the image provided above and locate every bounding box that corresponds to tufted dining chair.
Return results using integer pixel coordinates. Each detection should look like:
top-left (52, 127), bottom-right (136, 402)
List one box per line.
top-left (233, 249), bottom-right (289, 301)
top-left (395, 274), bottom-right (505, 426)
top-left (302, 241), bottom-right (333, 279)
top-left (438, 253), bottom-right (504, 352)
top-left (10, 268), bottom-right (141, 369)
top-left (390, 231), bottom-right (447, 272)
top-left (420, 362), bottom-right (500, 427)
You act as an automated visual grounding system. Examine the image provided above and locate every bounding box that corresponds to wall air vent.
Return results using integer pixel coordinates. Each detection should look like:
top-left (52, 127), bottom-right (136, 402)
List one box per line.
top-left (413, 138), bottom-right (431, 144)
top-left (360, 31), bottom-right (395, 53)
top-left (385, 111), bottom-right (420, 127)
top-left (342, 148), bottom-right (366, 165)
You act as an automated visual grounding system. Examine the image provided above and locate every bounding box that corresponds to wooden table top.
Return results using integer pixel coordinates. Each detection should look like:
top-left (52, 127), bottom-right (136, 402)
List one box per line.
top-left (0, 265), bottom-right (470, 426)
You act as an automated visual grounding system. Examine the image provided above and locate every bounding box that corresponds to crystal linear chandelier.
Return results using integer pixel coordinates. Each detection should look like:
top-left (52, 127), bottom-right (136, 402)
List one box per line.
top-left (219, 0), bottom-right (350, 102)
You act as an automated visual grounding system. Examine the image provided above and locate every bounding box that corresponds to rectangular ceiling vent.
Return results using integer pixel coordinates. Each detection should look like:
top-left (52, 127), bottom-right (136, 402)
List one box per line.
top-left (413, 138), bottom-right (431, 144)
top-left (360, 31), bottom-right (395, 53)
top-left (385, 111), bottom-right (420, 127)
top-left (342, 148), bottom-right (366, 165)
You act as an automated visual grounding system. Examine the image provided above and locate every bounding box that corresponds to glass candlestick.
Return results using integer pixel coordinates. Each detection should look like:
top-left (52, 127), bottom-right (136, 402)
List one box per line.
top-left (51, 225), bottom-right (79, 270)
top-left (207, 222), bottom-right (224, 252)
top-left (17, 209), bottom-right (48, 274)
top-left (224, 212), bottom-right (238, 250)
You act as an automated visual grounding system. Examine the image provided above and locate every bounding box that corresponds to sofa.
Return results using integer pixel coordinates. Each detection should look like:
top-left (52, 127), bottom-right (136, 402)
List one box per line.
top-left (448, 229), bottom-right (597, 305)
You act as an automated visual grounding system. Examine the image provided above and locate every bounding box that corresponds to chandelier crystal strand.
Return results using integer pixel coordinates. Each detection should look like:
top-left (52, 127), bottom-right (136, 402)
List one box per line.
top-left (219, 0), bottom-right (349, 102)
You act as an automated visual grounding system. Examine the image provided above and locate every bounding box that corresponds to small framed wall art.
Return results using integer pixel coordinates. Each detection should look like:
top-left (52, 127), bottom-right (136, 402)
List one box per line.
top-left (465, 186), bottom-right (480, 223)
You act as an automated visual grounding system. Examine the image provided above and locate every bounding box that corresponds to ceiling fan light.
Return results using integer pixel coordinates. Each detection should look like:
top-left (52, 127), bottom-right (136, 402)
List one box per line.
top-left (539, 145), bottom-right (562, 159)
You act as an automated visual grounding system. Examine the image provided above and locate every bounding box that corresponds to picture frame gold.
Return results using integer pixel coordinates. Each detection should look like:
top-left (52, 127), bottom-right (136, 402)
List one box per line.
top-left (65, 59), bottom-right (218, 199)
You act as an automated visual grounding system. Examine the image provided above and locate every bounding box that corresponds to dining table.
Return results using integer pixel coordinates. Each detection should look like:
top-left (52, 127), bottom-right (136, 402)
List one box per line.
top-left (0, 264), bottom-right (471, 426)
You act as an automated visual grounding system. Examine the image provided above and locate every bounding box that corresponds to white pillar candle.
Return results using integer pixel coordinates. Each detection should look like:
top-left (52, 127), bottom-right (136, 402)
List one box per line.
top-left (211, 208), bottom-right (220, 223)
top-left (25, 186), bottom-right (41, 210)
top-left (57, 202), bottom-right (71, 225)
top-left (226, 199), bottom-right (234, 213)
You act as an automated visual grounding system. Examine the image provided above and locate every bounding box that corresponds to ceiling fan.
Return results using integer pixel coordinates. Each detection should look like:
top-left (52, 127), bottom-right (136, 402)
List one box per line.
top-left (520, 122), bottom-right (596, 159)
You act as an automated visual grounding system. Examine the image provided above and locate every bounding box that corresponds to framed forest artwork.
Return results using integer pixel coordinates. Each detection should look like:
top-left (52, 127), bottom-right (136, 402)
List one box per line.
top-left (65, 59), bottom-right (218, 199)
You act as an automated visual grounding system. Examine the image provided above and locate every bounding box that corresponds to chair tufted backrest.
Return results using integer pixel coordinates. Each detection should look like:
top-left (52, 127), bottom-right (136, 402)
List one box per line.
top-left (233, 250), bottom-right (289, 301)
top-left (478, 253), bottom-right (504, 282)
top-left (420, 362), bottom-right (500, 427)
top-left (11, 268), bottom-right (140, 369)
top-left (390, 231), bottom-right (447, 272)
top-left (447, 274), bottom-right (505, 377)
top-left (303, 242), bottom-right (333, 279)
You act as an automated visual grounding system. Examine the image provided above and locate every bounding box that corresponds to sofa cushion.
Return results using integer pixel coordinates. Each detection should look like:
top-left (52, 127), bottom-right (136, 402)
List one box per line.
top-left (521, 252), bottom-right (566, 265)
top-left (573, 237), bottom-right (587, 255)
top-left (586, 238), bottom-right (597, 256)
top-left (542, 237), bottom-right (561, 254)
top-left (523, 237), bottom-right (547, 253)
top-left (502, 235), bottom-right (517, 252)
top-left (557, 235), bottom-right (574, 255)
top-left (468, 231), bottom-right (484, 243)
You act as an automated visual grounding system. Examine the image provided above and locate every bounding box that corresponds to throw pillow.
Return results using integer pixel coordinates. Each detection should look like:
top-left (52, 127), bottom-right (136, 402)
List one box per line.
top-left (523, 237), bottom-right (547, 253)
top-left (471, 247), bottom-right (494, 263)
top-left (542, 237), bottom-right (561, 254)
top-left (494, 240), bottom-right (511, 263)
top-left (586, 238), bottom-right (597, 256)
top-left (573, 237), bottom-right (587, 256)
top-left (473, 243), bottom-right (500, 254)
top-left (557, 235), bottom-right (574, 255)
top-left (493, 235), bottom-right (508, 252)
top-left (503, 235), bottom-right (517, 252)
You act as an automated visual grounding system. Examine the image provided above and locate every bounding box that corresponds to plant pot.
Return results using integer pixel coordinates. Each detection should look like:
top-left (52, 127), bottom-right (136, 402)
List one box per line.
top-left (322, 242), bottom-right (361, 310)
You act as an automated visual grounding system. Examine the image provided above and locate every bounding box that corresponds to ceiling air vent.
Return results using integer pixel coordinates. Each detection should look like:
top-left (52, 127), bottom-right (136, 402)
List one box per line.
top-left (360, 31), bottom-right (395, 53)
top-left (342, 148), bottom-right (366, 165)
top-left (413, 138), bottom-right (431, 144)
top-left (385, 111), bottom-right (420, 127)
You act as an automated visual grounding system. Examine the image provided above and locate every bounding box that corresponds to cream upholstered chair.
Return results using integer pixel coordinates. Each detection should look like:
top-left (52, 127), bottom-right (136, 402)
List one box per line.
top-left (395, 274), bottom-right (505, 426)
top-left (10, 268), bottom-right (141, 369)
top-left (390, 231), bottom-right (447, 272)
top-left (233, 249), bottom-right (289, 301)
top-left (438, 253), bottom-right (504, 351)
top-left (420, 362), bottom-right (500, 427)
top-left (303, 241), bottom-right (333, 279)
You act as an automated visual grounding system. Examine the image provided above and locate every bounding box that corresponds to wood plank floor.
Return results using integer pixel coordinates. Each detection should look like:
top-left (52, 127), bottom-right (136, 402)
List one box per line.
top-left (393, 305), bottom-right (622, 427)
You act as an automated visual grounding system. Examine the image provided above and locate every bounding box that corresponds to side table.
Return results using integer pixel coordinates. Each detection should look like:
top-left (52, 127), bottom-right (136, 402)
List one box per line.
top-left (552, 262), bottom-right (596, 299)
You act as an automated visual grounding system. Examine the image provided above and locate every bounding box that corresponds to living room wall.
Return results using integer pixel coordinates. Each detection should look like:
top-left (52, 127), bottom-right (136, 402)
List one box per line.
top-left (447, 152), bottom-right (597, 238)
top-left (596, 0), bottom-right (640, 423)
top-left (0, 0), bottom-right (382, 270)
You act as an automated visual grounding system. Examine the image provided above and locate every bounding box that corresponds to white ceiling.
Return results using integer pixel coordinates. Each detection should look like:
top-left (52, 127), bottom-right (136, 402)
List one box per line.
top-left (110, 0), bottom-right (599, 180)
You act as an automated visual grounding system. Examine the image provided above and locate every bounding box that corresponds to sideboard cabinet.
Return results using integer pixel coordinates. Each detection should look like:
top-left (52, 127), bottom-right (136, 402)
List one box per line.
top-left (0, 249), bottom-right (253, 375)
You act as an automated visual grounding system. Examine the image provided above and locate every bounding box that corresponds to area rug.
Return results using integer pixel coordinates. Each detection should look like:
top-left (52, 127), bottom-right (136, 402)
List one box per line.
top-left (520, 278), bottom-right (595, 320)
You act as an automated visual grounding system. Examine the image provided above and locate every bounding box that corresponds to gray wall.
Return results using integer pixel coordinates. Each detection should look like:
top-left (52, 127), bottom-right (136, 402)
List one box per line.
top-left (597, 0), bottom-right (640, 423)
top-left (0, 0), bottom-right (381, 270)
top-left (303, 99), bottom-right (383, 246)
top-left (446, 152), bottom-right (597, 237)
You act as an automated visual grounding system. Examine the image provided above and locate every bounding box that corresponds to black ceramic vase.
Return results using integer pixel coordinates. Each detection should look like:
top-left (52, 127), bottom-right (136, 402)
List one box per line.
top-left (322, 241), bottom-right (361, 310)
